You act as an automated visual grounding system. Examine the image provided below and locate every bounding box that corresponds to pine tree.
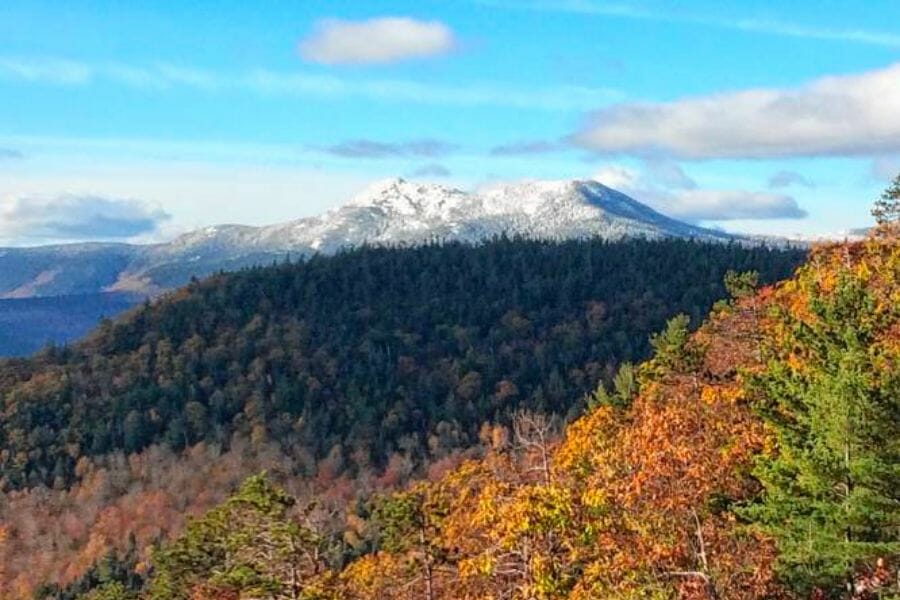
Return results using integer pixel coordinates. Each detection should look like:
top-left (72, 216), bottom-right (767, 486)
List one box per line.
top-left (744, 263), bottom-right (900, 597)
top-left (642, 314), bottom-right (701, 381)
top-left (373, 485), bottom-right (447, 600)
top-left (77, 582), bottom-right (135, 600)
top-left (148, 473), bottom-right (333, 600)
top-left (872, 173), bottom-right (900, 228)
top-left (724, 269), bottom-right (759, 299)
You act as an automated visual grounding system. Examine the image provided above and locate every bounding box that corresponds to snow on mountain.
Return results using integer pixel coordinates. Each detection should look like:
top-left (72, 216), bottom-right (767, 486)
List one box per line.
top-left (172, 177), bottom-right (729, 254)
top-left (1, 178), bottom-right (734, 298)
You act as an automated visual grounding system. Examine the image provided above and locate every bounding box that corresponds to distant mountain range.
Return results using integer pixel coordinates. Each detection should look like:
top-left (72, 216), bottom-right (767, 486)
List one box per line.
top-left (0, 178), bottom-right (734, 300)
top-left (0, 178), bottom-right (769, 356)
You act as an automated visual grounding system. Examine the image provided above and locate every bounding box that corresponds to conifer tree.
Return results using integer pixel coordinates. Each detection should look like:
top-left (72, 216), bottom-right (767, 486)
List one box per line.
top-left (744, 262), bottom-right (900, 597)
top-left (373, 486), bottom-right (446, 600)
top-left (641, 314), bottom-right (701, 382)
top-left (872, 173), bottom-right (900, 228)
top-left (724, 269), bottom-right (759, 299)
top-left (148, 473), bottom-right (332, 600)
top-left (77, 582), bottom-right (135, 600)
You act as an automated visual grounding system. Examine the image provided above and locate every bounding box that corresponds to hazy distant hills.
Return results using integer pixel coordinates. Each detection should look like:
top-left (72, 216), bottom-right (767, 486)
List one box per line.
top-left (0, 292), bottom-right (142, 356)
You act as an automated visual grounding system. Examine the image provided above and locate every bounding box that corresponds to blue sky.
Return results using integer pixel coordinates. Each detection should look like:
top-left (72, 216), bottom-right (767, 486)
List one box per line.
top-left (1, 0), bottom-right (899, 245)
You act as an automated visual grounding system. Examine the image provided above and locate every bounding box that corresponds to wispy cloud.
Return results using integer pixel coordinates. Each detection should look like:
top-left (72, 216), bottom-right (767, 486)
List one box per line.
top-left (478, 0), bottom-right (900, 48)
top-left (0, 57), bottom-right (222, 90)
top-left (0, 148), bottom-right (24, 160)
top-left (0, 55), bottom-right (620, 111)
top-left (490, 139), bottom-right (564, 156)
top-left (322, 138), bottom-right (458, 159)
top-left (0, 56), bottom-right (91, 84)
top-left (574, 62), bottom-right (900, 159)
top-left (300, 17), bottom-right (457, 65)
top-left (768, 170), bottom-right (815, 189)
top-left (246, 69), bottom-right (620, 110)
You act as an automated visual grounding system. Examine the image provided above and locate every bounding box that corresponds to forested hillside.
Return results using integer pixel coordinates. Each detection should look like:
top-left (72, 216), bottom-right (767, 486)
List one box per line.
top-left (0, 237), bottom-right (806, 597)
top-left (0, 238), bottom-right (802, 491)
top-left (58, 233), bottom-right (897, 600)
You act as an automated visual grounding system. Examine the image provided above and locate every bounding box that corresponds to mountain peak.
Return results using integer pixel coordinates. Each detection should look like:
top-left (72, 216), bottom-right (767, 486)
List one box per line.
top-left (357, 176), bottom-right (409, 195)
top-left (346, 177), bottom-right (468, 215)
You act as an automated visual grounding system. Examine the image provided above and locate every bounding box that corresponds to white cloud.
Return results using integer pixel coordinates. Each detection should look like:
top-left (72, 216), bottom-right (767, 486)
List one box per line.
top-left (593, 164), bottom-right (806, 222)
top-left (0, 194), bottom-right (170, 243)
top-left (299, 17), bottom-right (457, 65)
top-left (575, 63), bottom-right (900, 159)
top-left (657, 189), bottom-right (807, 222)
top-left (0, 55), bottom-right (619, 111)
top-left (0, 149), bottom-right (376, 242)
top-left (641, 158), bottom-right (697, 190)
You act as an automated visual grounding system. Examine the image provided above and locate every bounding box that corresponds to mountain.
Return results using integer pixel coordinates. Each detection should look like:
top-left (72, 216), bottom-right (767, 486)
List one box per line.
top-left (0, 237), bottom-right (807, 597)
top-left (1, 179), bottom-right (733, 300)
top-left (0, 243), bottom-right (136, 299)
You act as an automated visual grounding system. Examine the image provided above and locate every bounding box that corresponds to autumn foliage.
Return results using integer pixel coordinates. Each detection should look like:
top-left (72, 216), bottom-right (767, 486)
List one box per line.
top-left (5, 237), bottom-right (900, 599)
top-left (334, 237), bottom-right (900, 600)
top-left (338, 289), bottom-right (785, 599)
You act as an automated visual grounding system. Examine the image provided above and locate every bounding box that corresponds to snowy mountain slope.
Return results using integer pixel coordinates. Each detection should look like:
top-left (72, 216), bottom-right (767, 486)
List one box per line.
top-left (2, 178), bottom-right (734, 299)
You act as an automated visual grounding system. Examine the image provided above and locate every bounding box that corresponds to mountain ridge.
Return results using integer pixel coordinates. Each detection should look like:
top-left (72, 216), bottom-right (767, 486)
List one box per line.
top-left (1, 178), bottom-right (734, 299)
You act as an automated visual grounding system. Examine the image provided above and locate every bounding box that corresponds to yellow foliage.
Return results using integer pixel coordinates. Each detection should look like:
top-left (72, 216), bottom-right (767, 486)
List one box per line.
top-left (332, 238), bottom-right (900, 599)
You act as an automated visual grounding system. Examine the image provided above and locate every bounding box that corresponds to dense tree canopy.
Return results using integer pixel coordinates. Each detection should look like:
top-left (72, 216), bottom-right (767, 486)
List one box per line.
top-left (0, 237), bottom-right (804, 491)
top-left (12, 236), bottom-right (899, 600)
top-left (123, 238), bottom-right (897, 600)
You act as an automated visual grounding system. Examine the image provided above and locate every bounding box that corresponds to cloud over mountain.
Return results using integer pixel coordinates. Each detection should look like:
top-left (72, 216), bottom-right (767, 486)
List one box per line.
top-left (0, 194), bottom-right (170, 243)
top-left (661, 189), bottom-right (807, 221)
top-left (594, 163), bottom-right (807, 222)
top-left (299, 17), bottom-right (457, 65)
top-left (575, 62), bottom-right (900, 159)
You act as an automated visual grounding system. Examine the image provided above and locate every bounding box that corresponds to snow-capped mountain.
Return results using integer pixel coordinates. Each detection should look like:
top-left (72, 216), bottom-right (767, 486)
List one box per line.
top-left (1, 178), bottom-right (734, 299)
